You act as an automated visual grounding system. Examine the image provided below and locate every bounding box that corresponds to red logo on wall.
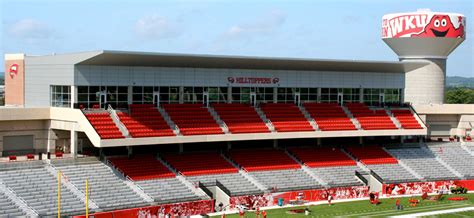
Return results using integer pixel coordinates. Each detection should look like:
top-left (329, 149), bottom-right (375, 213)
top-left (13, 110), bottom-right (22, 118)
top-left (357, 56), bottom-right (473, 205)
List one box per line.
top-left (9, 64), bottom-right (19, 79)
top-left (227, 77), bottom-right (280, 84)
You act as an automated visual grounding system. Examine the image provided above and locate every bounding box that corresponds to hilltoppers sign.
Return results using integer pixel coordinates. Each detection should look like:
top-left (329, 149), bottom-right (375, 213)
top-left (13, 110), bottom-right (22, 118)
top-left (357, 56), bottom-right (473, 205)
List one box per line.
top-left (382, 13), bottom-right (465, 38)
top-left (227, 77), bottom-right (280, 84)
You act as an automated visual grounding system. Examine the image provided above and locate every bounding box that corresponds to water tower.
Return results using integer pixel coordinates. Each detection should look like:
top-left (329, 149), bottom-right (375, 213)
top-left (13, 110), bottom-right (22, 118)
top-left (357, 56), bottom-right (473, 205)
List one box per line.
top-left (382, 9), bottom-right (466, 105)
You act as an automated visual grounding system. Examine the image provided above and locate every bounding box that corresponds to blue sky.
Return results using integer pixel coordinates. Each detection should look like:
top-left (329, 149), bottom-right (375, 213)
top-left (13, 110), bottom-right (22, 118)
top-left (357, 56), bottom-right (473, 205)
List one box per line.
top-left (1, 0), bottom-right (473, 77)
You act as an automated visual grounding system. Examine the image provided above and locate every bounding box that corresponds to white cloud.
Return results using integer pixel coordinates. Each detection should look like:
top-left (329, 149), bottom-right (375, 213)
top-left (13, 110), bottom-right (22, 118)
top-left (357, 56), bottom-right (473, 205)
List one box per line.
top-left (135, 15), bottom-right (182, 40)
top-left (224, 9), bottom-right (287, 39)
top-left (7, 19), bottom-right (54, 43)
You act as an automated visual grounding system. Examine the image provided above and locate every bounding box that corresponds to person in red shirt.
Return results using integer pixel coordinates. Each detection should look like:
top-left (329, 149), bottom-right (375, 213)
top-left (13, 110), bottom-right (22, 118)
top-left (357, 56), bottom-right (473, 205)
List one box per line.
top-left (239, 208), bottom-right (245, 218)
top-left (255, 207), bottom-right (260, 218)
top-left (262, 210), bottom-right (267, 218)
top-left (221, 213), bottom-right (225, 218)
top-left (395, 199), bottom-right (403, 210)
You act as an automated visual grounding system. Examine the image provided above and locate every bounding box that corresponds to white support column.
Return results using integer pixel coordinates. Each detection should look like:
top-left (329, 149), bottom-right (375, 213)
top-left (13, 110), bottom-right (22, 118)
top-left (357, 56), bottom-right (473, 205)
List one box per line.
top-left (179, 87), bottom-right (184, 104)
top-left (179, 143), bottom-right (184, 153)
top-left (128, 86), bottom-right (133, 105)
top-left (71, 85), bottom-right (76, 108)
top-left (359, 88), bottom-right (364, 103)
top-left (227, 141), bottom-right (232, 150)
top-left (70, 128), bottom-right (78, 159)
top-left (317, 88), bottom-right (321, 103)
top-left (127, 146), bottom-right (133, 157)
top-left (227, 86), bottom-right (232, 103)
top-left (273, 87), bottom-right (278, 103)
top-left (317, 138), bottom-right (321, 146)
top-left (273, 139), bottom-right (278, 148)
top-left (359, 137), bottom-right (363, 145)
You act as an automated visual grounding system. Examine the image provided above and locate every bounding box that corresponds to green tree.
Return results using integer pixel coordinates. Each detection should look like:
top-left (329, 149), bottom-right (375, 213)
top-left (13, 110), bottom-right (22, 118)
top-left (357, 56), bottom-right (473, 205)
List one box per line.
top-left (445, 88), bottom-right (474, 104)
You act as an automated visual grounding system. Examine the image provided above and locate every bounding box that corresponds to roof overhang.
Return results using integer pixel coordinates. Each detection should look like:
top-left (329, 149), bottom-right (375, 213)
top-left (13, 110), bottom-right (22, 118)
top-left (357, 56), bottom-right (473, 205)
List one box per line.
top-left (72, 50), bottom-right (427, 73)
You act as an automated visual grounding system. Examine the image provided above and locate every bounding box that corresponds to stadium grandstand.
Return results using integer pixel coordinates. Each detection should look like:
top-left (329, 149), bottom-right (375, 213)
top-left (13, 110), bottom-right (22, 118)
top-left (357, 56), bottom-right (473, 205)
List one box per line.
top-left (0, 10), bottom-right (473, 218)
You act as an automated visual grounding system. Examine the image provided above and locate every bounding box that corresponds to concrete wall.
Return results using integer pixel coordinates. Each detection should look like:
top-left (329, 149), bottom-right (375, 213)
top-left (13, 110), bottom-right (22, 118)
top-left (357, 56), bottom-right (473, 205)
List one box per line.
top-left (75, 65), bottom-right (405, 89)
top-left (0, 120), bottom-right (50, 156)
top-left (403, 58), bottom-right (446, 105)
top-left (23, 52), bottom-right (101, 108)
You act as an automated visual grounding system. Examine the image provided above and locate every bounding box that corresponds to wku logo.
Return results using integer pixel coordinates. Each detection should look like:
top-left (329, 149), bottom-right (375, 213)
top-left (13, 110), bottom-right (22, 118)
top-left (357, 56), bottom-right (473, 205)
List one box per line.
top-left (9, 64), bottom-right (19, 79)
top-left (382, 14), bottom-right (464, 38)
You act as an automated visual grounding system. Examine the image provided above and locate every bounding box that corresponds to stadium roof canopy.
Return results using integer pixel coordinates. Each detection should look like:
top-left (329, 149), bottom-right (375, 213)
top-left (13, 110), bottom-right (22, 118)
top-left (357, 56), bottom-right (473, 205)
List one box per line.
top-left (30, 50), bottom-right (428, 73)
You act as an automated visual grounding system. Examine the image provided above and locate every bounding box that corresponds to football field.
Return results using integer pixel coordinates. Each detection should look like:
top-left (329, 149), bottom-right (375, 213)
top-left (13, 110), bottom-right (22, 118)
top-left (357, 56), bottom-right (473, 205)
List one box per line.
top-left (212, 194), bottom-right (474, 217)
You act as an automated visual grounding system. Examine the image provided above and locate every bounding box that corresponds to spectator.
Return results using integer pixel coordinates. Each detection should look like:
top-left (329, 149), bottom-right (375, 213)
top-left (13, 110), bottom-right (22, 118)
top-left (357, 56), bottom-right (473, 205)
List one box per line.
top-left (262, 210), bottom-right (267, 218)
top-left (239, 207), bottom-right (245, 218)
top-left (328, 194), bottom-right (333, 206)
top-left (395, 199), bottom-right (403, 210)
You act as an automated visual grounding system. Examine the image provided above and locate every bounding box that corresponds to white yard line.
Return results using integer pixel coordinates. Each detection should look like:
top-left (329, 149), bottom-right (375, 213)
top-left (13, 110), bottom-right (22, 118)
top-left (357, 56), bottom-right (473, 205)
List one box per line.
top-left (390, 206), bottom-right (474, 218)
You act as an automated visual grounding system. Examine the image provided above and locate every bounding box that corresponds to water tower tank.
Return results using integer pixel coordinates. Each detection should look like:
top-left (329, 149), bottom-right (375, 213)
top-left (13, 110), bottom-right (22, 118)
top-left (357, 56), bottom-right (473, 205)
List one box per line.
top-left (382, 9), bottom-right (466, 105)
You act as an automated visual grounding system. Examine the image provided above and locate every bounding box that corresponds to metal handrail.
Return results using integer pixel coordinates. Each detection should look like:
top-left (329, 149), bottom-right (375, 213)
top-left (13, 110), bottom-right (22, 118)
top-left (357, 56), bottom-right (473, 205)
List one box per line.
top-left (408, 103), bottom-right (428, 127)
top-left (107, 105), bottom-right (130, 137)
top-left (0, 179), bottom-right (38, 216)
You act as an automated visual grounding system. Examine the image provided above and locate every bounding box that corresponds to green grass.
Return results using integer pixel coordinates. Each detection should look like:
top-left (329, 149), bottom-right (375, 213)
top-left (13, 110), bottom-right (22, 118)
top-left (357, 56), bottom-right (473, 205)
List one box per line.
top-left (213, 194), bottom-right (474, 218)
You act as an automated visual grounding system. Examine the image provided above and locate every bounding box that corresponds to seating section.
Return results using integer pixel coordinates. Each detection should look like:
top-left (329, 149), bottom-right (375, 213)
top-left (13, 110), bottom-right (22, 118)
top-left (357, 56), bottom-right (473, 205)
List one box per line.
top-left (259, 103), bottom-right (314, 132)
top-left (345, 103), bottom-right (397, 130)
top-left (212, 103), bottom-right (270, 134)
top-left (289, 147), bottom-right (356, 167)
top-left (385, 147), bottom-right (459, 181)
top-left (228, 149), bottom-right (300, 171)
top-left (54, 161), bottom-right (147, 210)
top-left (163, 104), bottom-right (223, 136)
top-left (109, 155), bottom-right (175, 180)
top-left (118, 104), bottom-right (174, 138)
top-left (0, 190), bottom-right (26, 217)
top-left (135, 178), bottom-right (201, 204)
top-left (187, 173), bottom-right (262, 196)
top-left (311, 166), bottom-right (364, 187)
top-left (249, 169), bottom-right (322, 192)
top-left (391, 109), bottom-right (423, 129)
top-left (0, 167), bottom-right (84, 216)
top-left (163, 152), bottom-right (237, 176)
top-left (427, 143), bottom-right (474, 178)
top-left (85, 112), bottom-right (124, 139)
top-left (345, 145), bottom-right (398, 165)
top-left (368, 164), bottom-right (419, 183)
top-left (303, 103), bottom-right (356, 131)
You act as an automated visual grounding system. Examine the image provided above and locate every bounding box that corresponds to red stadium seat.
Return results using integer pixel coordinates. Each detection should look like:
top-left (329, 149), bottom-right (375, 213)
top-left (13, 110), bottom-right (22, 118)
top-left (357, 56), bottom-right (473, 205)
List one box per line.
top-left (85, 112), bottom-right (125, 139)
top-left (163, 104), bottom-right (223, 136)
top-left (162, 152), bottom-right (238, 176)
top-left (289, 147), bottom-right (356, 167)
top-left (109, 155), bottom-right (175, 180)
top-left (391, 109), bottom-right (423, 129)
top-left (259, 103), bottom-right (314, 132)
top-left (228, 149), bottom-right (300, 172)
top-left (212, 103), bottom-right (270, 134)
top-left (118, 104), bottom-right (174, 138)
top-left (345, 103), bottom-right (397, 130)
top-left (345, 145), bottom-right (398, 165)
top-left (303, 103), bottom-right (356, 131)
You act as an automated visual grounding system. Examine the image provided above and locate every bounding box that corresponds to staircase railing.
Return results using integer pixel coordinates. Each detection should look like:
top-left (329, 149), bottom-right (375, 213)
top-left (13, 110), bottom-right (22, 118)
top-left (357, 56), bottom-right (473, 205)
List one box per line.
top-left (0, 179), bottom-right (38, 216)
top-left (207, 106), bottom-right (230, 134)
top-left (107, 105), bottom-right (130, 138)
top-left (45, 163), bottom-right (100, 209)
top-left (355, 170), bottom-right (368, 185)
top-left (298, 106), bottom-right (319, 131)
top-left (408, 103), bottom-right (428, 128)
top-left (157, 106), bottom-right (181, 135)
top-left (254, 107), bottom-right (275, 132)
top-left (103, 158), bottom-right (155, 202)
